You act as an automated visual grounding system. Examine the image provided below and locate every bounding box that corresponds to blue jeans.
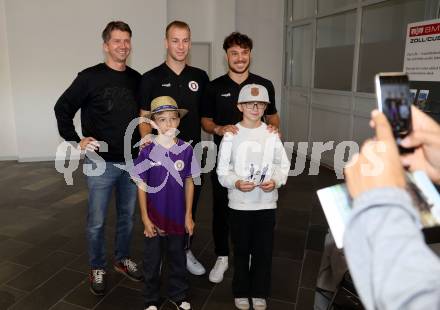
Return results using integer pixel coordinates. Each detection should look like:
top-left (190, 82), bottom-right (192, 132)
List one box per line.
top-left (85, 157), bottom-right (137, 269)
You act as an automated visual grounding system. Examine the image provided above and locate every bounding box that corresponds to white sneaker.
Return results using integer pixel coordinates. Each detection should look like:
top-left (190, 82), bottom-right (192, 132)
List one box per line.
top-left (186, 250), bottom-right (206, 275)
top-left (144, 306), bottom-right (158, 310)
top-left (252, 298), bottom-right (267, 310)
top-left (234, 298), bottom-right (250, 309)
top-left (209, 256), bottom-right (228, 283)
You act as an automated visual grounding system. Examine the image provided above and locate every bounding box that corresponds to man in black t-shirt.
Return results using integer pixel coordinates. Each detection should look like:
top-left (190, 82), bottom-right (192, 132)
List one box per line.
top-left (54, 21), bottom-right (143, 296)
top-left (138, 21), bottom-right (209, 277)
top-left (201, 32), bottom-right (280, 285)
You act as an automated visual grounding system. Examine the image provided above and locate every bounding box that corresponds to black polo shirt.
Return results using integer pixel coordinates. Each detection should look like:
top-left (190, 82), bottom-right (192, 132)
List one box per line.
top-left (201, 72), bottom-right (278, 145)
top-left (138, 62), bottom-right (209, 145)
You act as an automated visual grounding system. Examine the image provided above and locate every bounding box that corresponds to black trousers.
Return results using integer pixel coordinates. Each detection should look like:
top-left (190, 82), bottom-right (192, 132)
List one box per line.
top-left (230, 209), bottom-right (276, 298)
top-left (143, 234), bottom-right (188, 306)
top-left (211, 170), bottom-right (230, 256)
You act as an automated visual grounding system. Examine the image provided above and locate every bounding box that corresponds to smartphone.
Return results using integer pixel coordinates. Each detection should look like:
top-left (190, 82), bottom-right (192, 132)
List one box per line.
top-left (375, 72), bottom-right (414, 153)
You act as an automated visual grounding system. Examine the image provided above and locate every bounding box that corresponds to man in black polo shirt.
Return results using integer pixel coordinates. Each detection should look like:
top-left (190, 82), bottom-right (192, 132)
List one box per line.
top-left (138, 20), bottom-right (209, 276)
top-left (201, 32), bottom-right (280, 284)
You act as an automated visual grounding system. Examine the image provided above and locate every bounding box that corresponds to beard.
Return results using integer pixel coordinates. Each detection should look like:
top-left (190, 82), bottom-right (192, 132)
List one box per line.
top-left (228, 61), bottom-right (250, 74)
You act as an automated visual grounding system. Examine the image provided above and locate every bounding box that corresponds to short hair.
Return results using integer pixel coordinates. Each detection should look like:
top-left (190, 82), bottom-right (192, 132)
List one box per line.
top-left (102, 21), bottom-right (132, 43)
top-left (223, 32), bottom-right (253, 51)
top-left (165, 20), bottom-right (191, 38)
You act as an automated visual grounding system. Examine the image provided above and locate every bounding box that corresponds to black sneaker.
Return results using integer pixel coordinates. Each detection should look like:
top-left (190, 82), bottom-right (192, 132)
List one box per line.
top-left (89, 269), bottom-right (106, 295)
top-left (170, 299), bottom-right (192, 310)
top-left (113, 258), bottom-right (143, 282)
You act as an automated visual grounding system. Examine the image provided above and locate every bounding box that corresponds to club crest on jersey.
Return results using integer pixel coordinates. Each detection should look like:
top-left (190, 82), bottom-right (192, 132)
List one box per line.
top-left (188, 81), bottom-right (199, 92)
top-left (174, 160), bottom-right (185, 171)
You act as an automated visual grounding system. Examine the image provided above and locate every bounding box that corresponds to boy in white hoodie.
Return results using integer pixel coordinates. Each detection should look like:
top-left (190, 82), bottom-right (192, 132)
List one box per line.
top-left (217, 84), bottom-right (290, 310)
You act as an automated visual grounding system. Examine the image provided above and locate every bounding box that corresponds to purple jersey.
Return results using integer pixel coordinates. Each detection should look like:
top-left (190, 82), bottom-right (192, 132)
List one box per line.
top-left (133, 139), bottom-right (200, 235)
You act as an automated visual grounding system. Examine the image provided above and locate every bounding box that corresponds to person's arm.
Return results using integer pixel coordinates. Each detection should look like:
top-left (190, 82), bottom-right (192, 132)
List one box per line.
top-left (184, 177), bottom-right (195, 236)
top-left (344, 188), bottom-right (440, 310)
top-left (201, 117), bottom-right (239, 136)
top-left (344, 110), bottom-right (440, 309)
top-left (54, 73), bottom-right (88, 143)
top-left (137, 183), bottom-right (156, 238)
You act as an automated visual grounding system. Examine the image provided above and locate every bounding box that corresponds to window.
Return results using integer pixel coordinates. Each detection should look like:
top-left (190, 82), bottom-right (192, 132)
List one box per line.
top-left (293, 0), bottom-right (315, 20)
top-left (318, 0), bottom-right (357, 14)
top-left (314, 11), bottom-right (357, 91)
top-left (357, 0), bottom-right (430, 92)
top-left (292, 25), bottom-right (312, 87)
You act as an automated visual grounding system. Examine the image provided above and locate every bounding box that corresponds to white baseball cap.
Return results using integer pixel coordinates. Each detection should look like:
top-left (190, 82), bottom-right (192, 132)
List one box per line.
top-left (238, 84), bottom-right (270, 104)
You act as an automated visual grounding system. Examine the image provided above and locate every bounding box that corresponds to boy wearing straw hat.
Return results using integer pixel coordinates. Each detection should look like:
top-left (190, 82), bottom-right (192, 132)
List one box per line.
top-left (132, 96), bottom-right (199, 310)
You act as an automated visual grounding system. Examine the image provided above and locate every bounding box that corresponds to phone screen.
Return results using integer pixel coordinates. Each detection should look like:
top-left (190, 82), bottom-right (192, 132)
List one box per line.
top-left (376, 73), bottom-right (413, 147)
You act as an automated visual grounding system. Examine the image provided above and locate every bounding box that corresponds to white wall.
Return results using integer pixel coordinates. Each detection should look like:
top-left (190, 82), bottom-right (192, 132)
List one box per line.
top-left (4, 0), bottom-right (166, 161)
top-left (0, 0), bottom-right (17, 160)
top-left (236, 0), bottom-right (284, 112)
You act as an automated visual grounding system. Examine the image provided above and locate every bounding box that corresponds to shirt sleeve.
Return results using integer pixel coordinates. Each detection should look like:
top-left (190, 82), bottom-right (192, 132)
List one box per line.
top-left (216, 133), bottom-right (240, 189)
top-left (344, 187), bottom-right (440, 310)
top-left (54, 72), bottom-right (88, 143)
top-left (271, 135), bottom-right (290, 188)
top-left (201, 82), bottom-right (215, 119)
top-left (265, 80), bottom-right (278, 115)
top-left (137, 72), bottom-right (155, 111)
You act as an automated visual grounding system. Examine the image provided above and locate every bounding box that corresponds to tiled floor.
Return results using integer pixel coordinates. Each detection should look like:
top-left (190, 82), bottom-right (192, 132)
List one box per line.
top-left (0, 160), bottom-right (339, 310)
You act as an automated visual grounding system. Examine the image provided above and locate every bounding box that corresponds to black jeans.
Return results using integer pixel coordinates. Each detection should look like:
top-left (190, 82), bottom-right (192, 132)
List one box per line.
top-left (211, 170), bottom-right (230, 256)
top-left (143, 234), bottom-right (188, 306)
top-left (230, 209), bottom-right (276, 298)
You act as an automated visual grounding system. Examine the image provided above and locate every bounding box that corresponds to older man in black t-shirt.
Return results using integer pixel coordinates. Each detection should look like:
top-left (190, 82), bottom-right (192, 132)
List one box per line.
top-left (201, 32), bottom-right (280, 284)
top-left (54, 21), bottom-right (143, 296)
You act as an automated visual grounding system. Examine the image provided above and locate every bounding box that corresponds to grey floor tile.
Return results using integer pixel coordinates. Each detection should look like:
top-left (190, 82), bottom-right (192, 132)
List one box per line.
top-left (93, 286), bottom-right (144, 310)
top-left (13, 219), bottom-right (67, 244)
top-left (201, 278), bottom-right (234, 310)
top-left (0, 239), bottom-right (32, 262)
top-left (267, 298), bottom-right (295, 310)
top-left (271, 257), bottom-right (302, 303)
top-left (273, 228), bottom-right (306, 261)
top-left (7, 251), bottom-right (78, 292)
top-left (22, 176), bottom-right (62, 191)
top-left (299, 250), bottom-right (322, 289)
top-left (9, 234), bottom-right (71, 267)
top-left (295, 288), bottom-right (315, 310)
top-left (306, 226), bottom-right (328, 252)
top-left (0, 285), bottom-right (26, 310)
top-left (50, 301), bottom-right (88, 310)
top-left (0, 262), bottom-right (28, 285)
top-left (9, 269), bottom-right (84, 310)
